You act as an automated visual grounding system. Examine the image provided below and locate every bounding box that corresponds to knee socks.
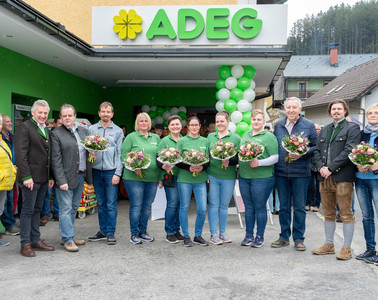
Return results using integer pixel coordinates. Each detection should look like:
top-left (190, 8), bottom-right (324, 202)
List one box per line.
top-left (325, 221), bottom-right (336, 244)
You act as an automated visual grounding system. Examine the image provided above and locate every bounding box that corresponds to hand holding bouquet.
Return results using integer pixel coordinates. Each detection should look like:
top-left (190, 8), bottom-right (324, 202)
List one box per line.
top-left (281, 132), bottom-right (309, 163)
top-left (123, 151), bottom-right (151, 179)
top-left (349, 142), bottom-right (378, 174)
top-left (211, 140), bottom-right (237, 170)
top-left (157, 147), bottom-right (182, 175)
top-left (81, 134), bottom-right (109, 163)
top-left (238, 141), bottom-right (264, 162)
top-left (182, 149), bottom-right (209, 177)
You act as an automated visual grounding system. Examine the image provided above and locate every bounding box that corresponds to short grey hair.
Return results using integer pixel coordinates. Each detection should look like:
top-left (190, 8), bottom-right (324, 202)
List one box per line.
top-left (284, 97), bottom-right (302, 109)
top-left (60, 104), bottom-right (76, 116)
top-left (31, 99), bottom-right (50, 112)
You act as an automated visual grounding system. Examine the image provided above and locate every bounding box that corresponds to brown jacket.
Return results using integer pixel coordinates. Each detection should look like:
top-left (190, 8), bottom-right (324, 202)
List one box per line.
top-left (14, 118), bottom-right (51, 183)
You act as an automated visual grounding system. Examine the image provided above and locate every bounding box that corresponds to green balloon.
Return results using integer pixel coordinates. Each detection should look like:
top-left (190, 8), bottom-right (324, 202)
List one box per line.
top-left (178, 111), bottom-right (187, 120)
top-left (148, 110), bottom-right (156, 119)
top-left (163, 120), bottom-right (168, 127)
top-left (218, 65), bottom-right (231, 80)
top-left (242, 111), bottom-right (251, 125)
top-left (216, 79), bottom-right (226, 90)
top-left (215, 91), bottom-right (220, 101)
top-left (243, 66), bottom-right (256, 79)
top-left (156, 107), bottom-right (164, 116)
top-left (164, 106), bottom-right (170, 112)
top-left (237, 77), bottom-right (251, 90)
top-left (224, 99), bottom-right (237, 113)
top-left (236, 122), bottom-right (249, 136)
top-left (230, 88), bottom-right (243, 101)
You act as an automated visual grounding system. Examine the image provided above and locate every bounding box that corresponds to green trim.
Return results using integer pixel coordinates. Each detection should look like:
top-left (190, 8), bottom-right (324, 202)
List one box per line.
top-left (21, 175), bottom-right (32, 181)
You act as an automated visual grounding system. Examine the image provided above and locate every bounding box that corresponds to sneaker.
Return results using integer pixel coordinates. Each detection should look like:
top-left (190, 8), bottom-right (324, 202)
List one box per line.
top-left (210, 234), bottom-right (223, 245)
top-left (294, 241), bottom-right (306, 251)
top-left (88, 231), bottom-right (107, 242)
top-left (311, 206), bottom-right (319, 212)
top-left (305, 205), bottom-right (310, 211)
top-left (184, 236), bottom-right (193, 247)
top-left (336, 246), bottom-right (352, 260)
top-left (271, 238), bottom-right (290, 248)
top-left (175, 231), bottom-right (185, 242)
top-left (251, 236), bottom-right (264, 248)
top-left (139, 233), bottom-right (154, 243)
top-left (241, 235), bottom-right (254, 246)
top-left (40, 215), bottom-right (49, 224)
top-left (107, 234), bottom-right (117, 245)
top-left (5, 226), bottom-right (20, 236)
top-left (219, 233), bottom-right (232, 243)
top-left (0, 239), bottom-right (10, 246)
top-left (166, 234), bottom-right (179, 244)
top-left (130, 235), bottom-right (143, 245)
top-left (193, 236), bottom-right (209, 246)
top-left (64, 241), bottom-right (79, 252)
top-left (356, 249), bottom-right (376, 260)
top-left (364, 255), bottom-right (378, 264)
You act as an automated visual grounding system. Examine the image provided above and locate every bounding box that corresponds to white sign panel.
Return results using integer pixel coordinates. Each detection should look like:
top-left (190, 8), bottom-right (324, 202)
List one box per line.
top-left (92, 5), bottom-right (287, 46)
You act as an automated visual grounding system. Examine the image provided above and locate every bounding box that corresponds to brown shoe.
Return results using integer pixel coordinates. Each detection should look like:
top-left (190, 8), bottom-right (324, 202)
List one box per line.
top-left (64, 241), bottom-right (79, 252)
top-left (21, 243), bottom-right (36, 257)
top-left (40, 216), bottom-right (49, 224)
top-left (31, 240), bottom-right (55, 251)
top-left (271, 238), bottom-right (290, 248)
top-left (60, 238), bottom-right (85, 246)
top-left (53, 216), bottom-right (59, 222)
top-left (294, 241), bottom-right (306, 251)
top-left (312, 243), bottom-right (335, 255)
top-left (336, 246), bottom-right (352, 260)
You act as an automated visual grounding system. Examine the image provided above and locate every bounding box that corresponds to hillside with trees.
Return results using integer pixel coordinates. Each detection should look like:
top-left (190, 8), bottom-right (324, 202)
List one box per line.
top-left (286, 0), bottom-right (378, 55)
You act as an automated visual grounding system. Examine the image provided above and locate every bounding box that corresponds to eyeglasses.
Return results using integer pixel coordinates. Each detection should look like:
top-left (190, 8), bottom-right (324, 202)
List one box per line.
top-left (367, 111), bottom-right (378, 116)
top-left (188, 124), bottom-right (200, 127)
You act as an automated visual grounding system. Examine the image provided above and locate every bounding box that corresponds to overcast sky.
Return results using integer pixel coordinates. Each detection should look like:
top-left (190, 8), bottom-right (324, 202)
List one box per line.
top-left (286, 0), bottom-right (365, 34)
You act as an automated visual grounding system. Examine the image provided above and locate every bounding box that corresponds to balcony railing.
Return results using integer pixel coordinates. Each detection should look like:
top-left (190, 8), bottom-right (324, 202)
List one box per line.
top-left (287, 90), bottom-right (318, 100)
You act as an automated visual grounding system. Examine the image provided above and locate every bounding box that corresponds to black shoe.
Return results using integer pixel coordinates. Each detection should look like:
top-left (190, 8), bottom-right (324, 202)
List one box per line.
top-left (166, 234), bottom-right (179, 244)
top-left (139, 233), bottom-right (154, 242)
top-left (184, 236), bottom-right (193, 247)
top-left (107, 234), bottom-right (117, 245)
top-left (364, 255), bottom-right (378, 264)
top-left (356, 249), bottom-right (376, 260)
top-left (88, 231), bottom-right (107, 242)
top-left (193, 236), bottom-right (209, 246)
top-left (175, 231), bottom-right (185, 242)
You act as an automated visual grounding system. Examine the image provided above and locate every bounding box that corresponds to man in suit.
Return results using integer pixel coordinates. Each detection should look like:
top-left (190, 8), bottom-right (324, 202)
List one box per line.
top-left (51, 104), bottom-right (92, 252)
top-left (312, 99), bottom-right (360, 260)
top-left (14, 100), bottom-right (55, 257)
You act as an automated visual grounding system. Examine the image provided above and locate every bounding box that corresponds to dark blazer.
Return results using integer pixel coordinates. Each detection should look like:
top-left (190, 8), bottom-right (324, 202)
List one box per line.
top-left (14, 118), bottom-right (51, 183)
top-left (313, 119), bottom-right (360, 182)
top-left (50, 125), bottom-right (92, 189)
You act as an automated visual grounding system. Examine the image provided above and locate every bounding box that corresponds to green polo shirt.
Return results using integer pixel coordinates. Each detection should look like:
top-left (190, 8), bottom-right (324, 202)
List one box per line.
top-left (121, 131), bottom-right (160, 182)
top-left (177, 135), bottom-right (210, 184)
top-left (207, 131), bottom-right (241, 180)
top-left (239, 130), bottom-right (278, 179)
top-left (157, 134), bottom-right (182, 179)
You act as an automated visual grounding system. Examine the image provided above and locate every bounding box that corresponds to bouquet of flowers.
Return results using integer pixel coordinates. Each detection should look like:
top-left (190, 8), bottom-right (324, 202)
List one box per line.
top-left (238, 141), bottom-right (264, 161)
top-left (281, 132), bottom-right (309, 163)
top-left (210, 140), bottom-right (237, 169)
top-left (123, 151), bottom-right (151, 179)
top-left (349, 142), bottom-right (378, 173)
top-left (157, 147), bottom-right (182, 175)
top-left (81, 134), bottom-right (109, 163)
top-left (182, 149), bottom-right (209, 177)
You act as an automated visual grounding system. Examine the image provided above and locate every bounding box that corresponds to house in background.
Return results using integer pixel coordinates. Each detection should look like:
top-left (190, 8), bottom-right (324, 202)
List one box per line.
top-left (302, 57), bottom-right (378, 126)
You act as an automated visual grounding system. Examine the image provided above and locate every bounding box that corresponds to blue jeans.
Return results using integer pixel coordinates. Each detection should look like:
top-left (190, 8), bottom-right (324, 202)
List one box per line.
top-left (276, 176), bottom-right (309, 242)
top-left (356, 178), bottom-right (378, 250)
top-left (178, 182), bottom-right (207, 237)
top-left (239, 176), bottom-right (274, 237)
top-left (268, 188), bottom-right (280, 212)
top-left (55, 174), bottom-right (84, 243)
top-left (208, 175), bottom-right (235, 235)
top-left (124, 180), bottom-right (157, 236)
top-left (0, 189), bottom-right (15, 230)
top-left (164, 177), bottom-right (180, 235)
top-left (42, 186), bottom-right (59, 217)
top-left (92, 169), bottom-right (119, 236)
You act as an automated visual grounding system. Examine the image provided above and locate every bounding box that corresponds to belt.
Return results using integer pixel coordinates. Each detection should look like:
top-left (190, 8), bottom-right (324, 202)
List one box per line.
top-left (77, 171), bottom-right (85, 174)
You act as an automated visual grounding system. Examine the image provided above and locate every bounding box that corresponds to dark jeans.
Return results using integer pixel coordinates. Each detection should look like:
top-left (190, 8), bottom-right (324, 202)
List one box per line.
top-left (1, 189), bottom-right (16, 230)
top-left (19, 182), bottom-right (48, 246)
top-left (306, 171), bottom-right (321, 208)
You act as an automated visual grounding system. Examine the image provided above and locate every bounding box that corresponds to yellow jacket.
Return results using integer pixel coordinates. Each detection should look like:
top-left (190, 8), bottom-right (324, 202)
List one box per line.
top-left (0, 136), bottom-right (16, 191)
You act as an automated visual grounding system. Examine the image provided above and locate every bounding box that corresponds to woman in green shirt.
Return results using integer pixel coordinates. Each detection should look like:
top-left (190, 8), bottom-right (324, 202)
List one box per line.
top-left (121, 112), bottom-right (160, 245)
top-left (177, 116), bottom-right (210, 247)
top-left (207, 111), bottom-right (241, 245)
top-left (239, 109), bottom-right (278, 248)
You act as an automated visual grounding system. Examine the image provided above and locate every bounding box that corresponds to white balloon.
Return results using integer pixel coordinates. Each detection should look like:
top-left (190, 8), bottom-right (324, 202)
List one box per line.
top-left (163, 111), bottom-right (171, 120)
top-left (151, 119), bottom-right (156, 127)
top-left (228, 122), bottom-right (237, 133)
top-left (248, 102), bottom-right (253, 111)
top-left (231, 65), bottom-right (244, 78)
top-left (250, 80), bottom-right (256, 90)
top-left (231, 111), bottom-right (243, 124)
top-left (170, 107), bottom-right (179, 115)
top-left (225, 77), bottom-right (237, 90)
top-left (181, 120), bottom-right (187, 127)
top-left (215, 101), bottom-right (225, 112)
top-left (243, 89), bottom-right (256, 102)
top-left (237, 100), bottom-right (250, 112)
top-left (141, 105), bottom-right (150, 112)
top-left (150, 106), bottom-right (157, 111)
top-left (155, 116), bottom-right (163, 124)
top-left (218, 88), bottom-right (230, 102)
top-left (178, 106), bottom-right (187, 113)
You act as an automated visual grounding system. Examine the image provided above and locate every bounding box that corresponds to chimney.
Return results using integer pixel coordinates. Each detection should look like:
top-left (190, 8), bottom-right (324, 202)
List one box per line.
top-left (329, 43), bottom-right (339, 66)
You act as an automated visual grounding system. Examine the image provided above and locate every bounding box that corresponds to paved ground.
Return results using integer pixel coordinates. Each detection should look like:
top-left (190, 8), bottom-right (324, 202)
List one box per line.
top-left (1, 199), bottom-right (378, 300)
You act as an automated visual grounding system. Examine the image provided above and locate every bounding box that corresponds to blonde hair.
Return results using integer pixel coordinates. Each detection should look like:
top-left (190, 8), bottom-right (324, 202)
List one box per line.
top-left (251, 109), bottom-right (265, 119)
top-left (216, 110), bottom-right (229, 121)
top-left (367, 103), bottom-right (378, 114)
top-left (134, 112), bottom-right (152, 131)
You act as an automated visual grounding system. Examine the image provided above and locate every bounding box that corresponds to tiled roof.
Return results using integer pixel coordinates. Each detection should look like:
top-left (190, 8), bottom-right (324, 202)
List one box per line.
top-left (302, 58), bottom-right (378, 108)
top-left (284, 54), bottom-right (378, 78)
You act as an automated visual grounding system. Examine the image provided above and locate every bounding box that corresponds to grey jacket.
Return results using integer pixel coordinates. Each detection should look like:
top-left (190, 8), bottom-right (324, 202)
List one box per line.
top-left (313, 119), bottom-right (360, 182)
top-left (51, 125), bottom-right (92, 189)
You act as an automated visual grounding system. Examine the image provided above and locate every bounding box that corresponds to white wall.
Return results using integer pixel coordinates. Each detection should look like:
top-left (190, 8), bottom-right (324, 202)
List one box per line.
top-left (363, 86), bottom-right (378, 124)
